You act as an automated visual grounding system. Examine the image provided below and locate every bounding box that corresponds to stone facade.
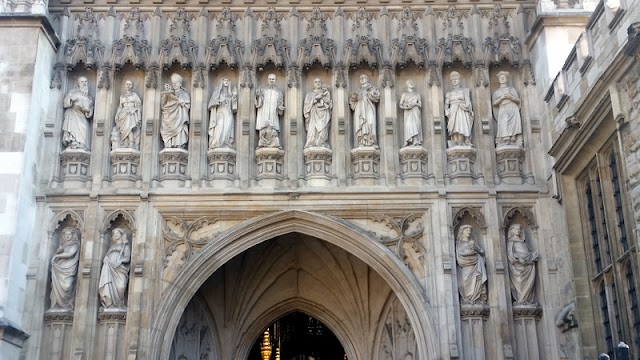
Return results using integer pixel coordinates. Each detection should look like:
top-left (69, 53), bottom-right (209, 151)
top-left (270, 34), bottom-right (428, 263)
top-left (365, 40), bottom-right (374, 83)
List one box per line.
top-left (0, 0), bottom-right (639, 360)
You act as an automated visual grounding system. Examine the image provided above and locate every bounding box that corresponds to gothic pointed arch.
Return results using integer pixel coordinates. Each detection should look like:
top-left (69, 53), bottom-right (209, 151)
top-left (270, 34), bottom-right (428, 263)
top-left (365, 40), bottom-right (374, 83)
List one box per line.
top-left (149, 210), bottom-right (440, 360)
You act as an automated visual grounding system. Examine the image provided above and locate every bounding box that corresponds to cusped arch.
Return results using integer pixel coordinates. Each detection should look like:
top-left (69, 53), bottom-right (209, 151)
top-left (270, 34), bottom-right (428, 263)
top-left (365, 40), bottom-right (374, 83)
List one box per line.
top-left (149, 210), bottom-right (440, 360)
top-left (453, 207), bottom-right (486, 229)
top-left (101, 209), bottom-right (136, 233)
top-left (50, 209), bottom-right (84, 233)
top-left (503, 206), bottom-right (537, 229)
top-left (234, 298), bottom-right (358, 360)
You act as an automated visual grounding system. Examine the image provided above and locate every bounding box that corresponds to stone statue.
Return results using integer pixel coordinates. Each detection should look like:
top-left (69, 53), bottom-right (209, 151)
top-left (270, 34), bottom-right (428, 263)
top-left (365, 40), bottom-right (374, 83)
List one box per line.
top-left (208, 78), bottom-right (238, 149)
top-left (507, 224), bottom-right (539, 305)
top-left (50, 227), bottom-right (81, 310)
top-left (255, 74), bottom-right (284, 148)
top-left (62, 76), bottom-right (94, 150)
top-left (160, 73), bottom-right (190, 149)
top-left (98, 228), bottom-right (131, 309)
top-left (445, 71), bottom-right (474, 147)
top-left (113, 80), bottom-right (142, 150)
top-left (455, 225), bottom-right (488, 304)
top-left (493, 71), bottom-right (523, 147)
top-left (399, 80), bottom-right (423, 147)
top-left (303, 78), bottom-right (332, 148)
top-left (350, 74), bottom-right (380, 147)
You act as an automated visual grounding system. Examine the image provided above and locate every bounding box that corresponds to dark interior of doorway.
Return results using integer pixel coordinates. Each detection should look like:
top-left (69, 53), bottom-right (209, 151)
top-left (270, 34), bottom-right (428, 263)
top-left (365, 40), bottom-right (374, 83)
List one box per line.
top-left (248, 312), bottom-right (346, 360)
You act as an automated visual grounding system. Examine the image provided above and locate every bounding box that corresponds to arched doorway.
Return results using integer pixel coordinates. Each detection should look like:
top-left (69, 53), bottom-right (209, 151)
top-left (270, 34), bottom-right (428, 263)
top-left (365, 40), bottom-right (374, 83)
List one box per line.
top-left (247, 312), bottom-right (345, 360)
top-left (152, 210), bottom-right (439, 359)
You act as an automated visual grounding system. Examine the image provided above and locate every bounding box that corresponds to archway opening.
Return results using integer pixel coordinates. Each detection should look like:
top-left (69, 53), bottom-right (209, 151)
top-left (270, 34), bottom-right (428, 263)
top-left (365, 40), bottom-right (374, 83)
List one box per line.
top-left (248, 312), bottom-right (346, 360)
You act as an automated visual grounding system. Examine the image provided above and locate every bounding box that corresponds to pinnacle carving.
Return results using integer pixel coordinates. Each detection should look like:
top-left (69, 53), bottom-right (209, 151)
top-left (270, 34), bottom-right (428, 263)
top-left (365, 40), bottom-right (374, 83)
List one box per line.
top-left (252, 8), bottom-right (289, 71)
top-left (298, 8), bottom-right (335, 70)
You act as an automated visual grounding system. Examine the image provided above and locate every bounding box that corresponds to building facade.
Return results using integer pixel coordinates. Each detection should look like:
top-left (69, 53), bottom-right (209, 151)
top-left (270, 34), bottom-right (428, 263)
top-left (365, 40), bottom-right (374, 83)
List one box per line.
top-left (0, 0), bottom-right (638, 359)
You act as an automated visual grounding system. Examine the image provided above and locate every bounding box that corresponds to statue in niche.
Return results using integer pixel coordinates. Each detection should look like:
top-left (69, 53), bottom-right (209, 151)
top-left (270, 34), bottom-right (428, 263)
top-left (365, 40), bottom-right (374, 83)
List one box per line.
top-left (98, 228), bottom-right (131, 309)
top-left (160, 73), bottom-right (190, 149)
top-left (50, 227), bottom-right (81, 310)
top-left (304, 78), bottom-right (332, 148)
top-left (493, 71), bottom-right (523, 147)
top-left (113, 80), bottom-right (142, 150)
top-left (399, 80), bottom-right (423, 147)
top-left (350, 74), bottom-right (380, 147)
top-left (507, 224), bottom-right (539, 305)
top-left (255, 74), bottom-right (284, 148)
top-left (208, 78), bottom-right (238, 149)
top-left (62, 76), bottom-right (94, 151)
top-left (445, 71), bottom-right (474, 147)
top-left (455, 224), bottom-right (488, 304)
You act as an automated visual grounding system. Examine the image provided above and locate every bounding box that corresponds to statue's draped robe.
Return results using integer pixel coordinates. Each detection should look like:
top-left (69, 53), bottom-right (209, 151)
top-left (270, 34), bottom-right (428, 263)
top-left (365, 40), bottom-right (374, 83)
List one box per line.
top-left (445, 88), bottom-right (474, 141)
top-left (161, 89), bottom-right (190, 148)
top-left (62, 88), bottom-right (93, 150)
top-left (400, 91), bottom-right (422, 146)
top-left (508, 239), bottom-right (537, 304)
top-left (350, 84), bottom-right (380, 147)
top-left (50, 242), bottom-right (80, 309)
top-left (303, 88), bottom-right (332, 148)
top-left (493, 86), bottom-right (522, 140)
top-left (208, 85), bottom-right (237, 149)
top-left (114, 91), bottom-right (142, 148)
top-left (98, 241), bottom-right (131, 308)
top-left (456, 241), bottom-right (488, 304)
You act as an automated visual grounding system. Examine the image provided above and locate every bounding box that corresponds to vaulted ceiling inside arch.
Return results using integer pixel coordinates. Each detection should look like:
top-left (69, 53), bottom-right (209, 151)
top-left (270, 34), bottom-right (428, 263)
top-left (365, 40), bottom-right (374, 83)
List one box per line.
top-left (171, 233), bottom-right (419, 360)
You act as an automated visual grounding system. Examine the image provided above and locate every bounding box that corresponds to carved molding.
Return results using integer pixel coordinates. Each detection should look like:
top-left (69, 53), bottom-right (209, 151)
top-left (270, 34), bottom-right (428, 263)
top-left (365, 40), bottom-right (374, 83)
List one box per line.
top-left (162, 217), bottom-right (218, 271)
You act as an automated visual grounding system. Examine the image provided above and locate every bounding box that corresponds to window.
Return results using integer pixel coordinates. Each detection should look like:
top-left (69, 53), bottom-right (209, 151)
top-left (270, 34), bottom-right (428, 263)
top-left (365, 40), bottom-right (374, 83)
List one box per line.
top-left (579, 146), bottom-right (637, 355)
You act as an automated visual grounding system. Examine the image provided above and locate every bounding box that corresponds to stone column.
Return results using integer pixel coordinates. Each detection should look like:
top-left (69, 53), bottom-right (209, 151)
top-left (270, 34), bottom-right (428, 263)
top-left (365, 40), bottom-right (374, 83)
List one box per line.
top-left (43, 311), bottom-right (74, 360)
top-left (96, 309), bottom-right (127, 360)
top-left (460, 305), bottom-right (490, 360)
top-left (512, 305), bottom-right (542, 360)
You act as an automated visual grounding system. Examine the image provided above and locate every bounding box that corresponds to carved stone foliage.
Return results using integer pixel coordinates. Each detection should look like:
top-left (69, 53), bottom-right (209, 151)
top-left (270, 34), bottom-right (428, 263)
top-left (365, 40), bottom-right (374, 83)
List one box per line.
top-left (483, 34), bottom-right (522, 67)
top-left (252, 8), bottom-right (289, 71)
top-left (298, 8), bottom-right (335, 70)
top-left (64, 8), bottom-right (104, 71)
top-left (112, 8), bottom-right (149, 70)
top-left (370, 214), bottom-right (426, 279)
top-left (159, 8), bottom-right (196, 70)
top-left (376, 297), bottom-right (419, 360)
top-left (162, 217), bottom-right (218, 276)
top-left (436, 34), bottom-right (474, 68)
top-left (555, 302), bottom-right (578, 332)
top-left (345, 8), bottom-right (382, 70)
top-left (206, 8), bottom-right (242, 70)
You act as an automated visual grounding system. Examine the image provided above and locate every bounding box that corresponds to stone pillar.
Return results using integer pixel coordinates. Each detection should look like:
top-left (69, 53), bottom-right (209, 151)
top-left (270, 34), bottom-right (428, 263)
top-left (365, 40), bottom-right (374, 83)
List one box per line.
top-left (159, 148), bottom-right (189, 187)
top-left (60, 149), bottom-right (91, 189)
top-left (255, 147), bottom-right (285, 187)
top-left (304, 147), bottom-right (332, 186)
top-left (351, 146), bottom-right (380, 185)
top-left (96, 309), bottom-right (127, 360)
top-left (512, 305), bottom-right (542, 360)
top-left (207, 148), bottom-right (237, 187)
top-left (43, 311), bottom-right (74, 360)
top-left (460, 304), bottom-right (490, 360)
top-left (399, 146), bottom-right (429, 185)
top-left (110, 149), bottom-right (141, 188)
top-left (496, 145), bottom-right (525, 184)
top-left (447, 146), bottom-right (477, 185)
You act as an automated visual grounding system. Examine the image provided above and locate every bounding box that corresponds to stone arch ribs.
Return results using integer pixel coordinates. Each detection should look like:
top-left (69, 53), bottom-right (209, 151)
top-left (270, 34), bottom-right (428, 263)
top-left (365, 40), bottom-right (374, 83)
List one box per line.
top-left (150, 210), bottom-right (440, 360)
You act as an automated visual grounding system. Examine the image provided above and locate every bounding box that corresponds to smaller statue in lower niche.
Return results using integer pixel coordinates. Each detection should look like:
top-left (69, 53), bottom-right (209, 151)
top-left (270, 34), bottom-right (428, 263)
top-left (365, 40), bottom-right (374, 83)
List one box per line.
top-left (455, 224), bottom-right (488, 305)
top-left (507, 224), bottom-right (539, 305)
top-left (98, 228), bottom-right (132, 309)
top-left (50, 227), bottom-right (81, 310)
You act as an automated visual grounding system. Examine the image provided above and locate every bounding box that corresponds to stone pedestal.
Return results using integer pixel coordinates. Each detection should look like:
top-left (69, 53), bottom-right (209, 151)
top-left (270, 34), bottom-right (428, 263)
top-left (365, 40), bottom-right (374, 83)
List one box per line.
top-left (97, 308), bottom-right (127, 360)
top-left (399, 146), bottom-right (428, 185)
top-left (43, 310), bottom-right (74, 360)
top-left (351, 146), bottom-right (380, 185)
top-left (159, 148), bottom-right (188, 187)
top-left (512, 304), bottom-right (542, 360)
top-left (460, 304), bottom-right (490, 360)
top-left (110, 148), bottom-right (140, 188)
top-left (60, 149), bottom-right (90, 189)
top-left (255, 147), bottom-right (285, 187)
top-left (304, 147), bottom-right (332, 186)
top-left (207, 148), bottom-right (237, 187)
top-left (447, 146), bottom-right (476, 185)
top-left (496, 145), bottom-right (525, 184)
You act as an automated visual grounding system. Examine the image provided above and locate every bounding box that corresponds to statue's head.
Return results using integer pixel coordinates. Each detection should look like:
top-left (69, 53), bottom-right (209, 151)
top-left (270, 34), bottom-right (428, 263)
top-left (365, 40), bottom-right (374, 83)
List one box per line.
top-left (170, 73), bottom-right (183, 90)
top-left (77, 76), bottom-right (89, 94)
top-left (360, 74), bottom-right (370, 85)
top-left (508, 224), bottom-right (523, 241)
top-left (112, 228), bottom-right (129, 243)
top-left (449, 71), bottom-right (461, 86)
top-left (497, 71), bottom-right (510, 84)
top-left (457, 224), bottom-right (473, 241)
top-left (267, 74), bottom-right (277, 86)
top-left (61, 227), bottom-right (79, 244)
